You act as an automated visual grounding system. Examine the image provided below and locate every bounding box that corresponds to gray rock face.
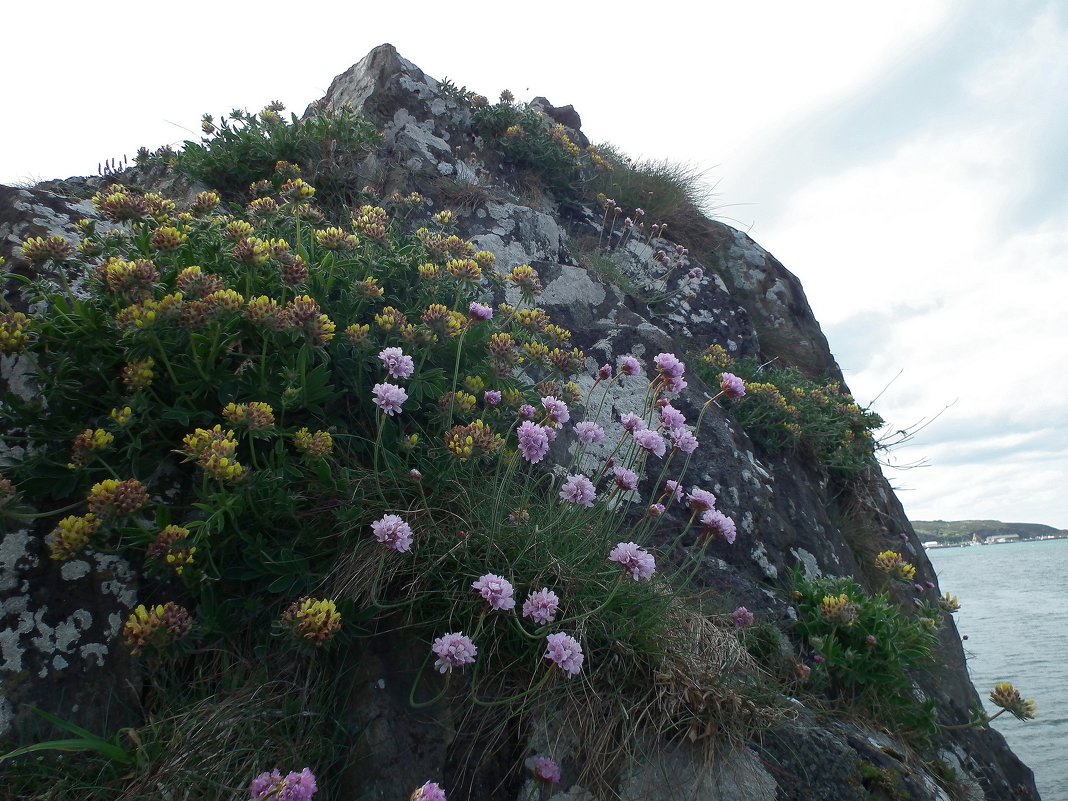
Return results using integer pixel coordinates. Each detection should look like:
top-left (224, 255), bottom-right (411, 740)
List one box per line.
top-left (0, 43), bottom-right (1040, 801)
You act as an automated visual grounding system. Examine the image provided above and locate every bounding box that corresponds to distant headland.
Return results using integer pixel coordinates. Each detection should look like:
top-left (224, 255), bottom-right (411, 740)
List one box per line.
top-left (913, 519), bottom-right (1068, 548)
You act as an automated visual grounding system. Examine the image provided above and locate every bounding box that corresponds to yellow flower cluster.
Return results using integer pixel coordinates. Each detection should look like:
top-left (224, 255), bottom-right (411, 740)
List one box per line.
top-left (433, 210), bottom-right (454, 226)
top-left (549, 124), bottom-right (581, 158)
top-left (20, 235), bottom-right (74, 265)
top-left (123, 602), bottom-right (193, 655)
top-left (438, 391), bottom-right (478, 417)
top-left (282, 597), bottom-right (341, 645)
top-left (819, 593), bottom-right (858, 627)
top-left (87, 478), bottom-right (149, 517)
top-left (68, 428), bottom-right (114, 468)
top-left (191, 191), bottom-right (221, 216)
top-left (357, 276), bottom-right (384, 299)
top-left (182, 425), bottom-right (244, 482)
top-left (314, 226), bottom-right (359, 250)
top-left (445, 419), bottom-right (504, 461)
top-left (222, 401), bottom-right (275, 430)
top-left (445, 258), bottom-right (481, 282)
top-left (938, 592), bottom-right (961, 613)
top-left (989, 682), bottom-right (1037, 720)
top-left (374, 306), bottom-right (407, 332)
top-left (0, 311), bottom-right (31, 355)
top-left (47, 514), bottom-right (101, 561)
top-left (508, 265), bottom-right (543, 298)
top-left (150, 226), bottom-right (187, 251)
top-left (294, 427), bottom-right (333, 457)
top-left (122, 357), bottom-right (155, 392)
top-left (232, 235), bottom-right (272, 266)
top-left (874, 550), bottom-right (917, 581)
top-left (279, 177), bottom-right (316, 201)
top-left (244, 296), bottom-right (285, 328)
top-left (345, 323), bottom-right (370, 344)
top-left (702, 344), bottom-right (733, 369)
top-left (110, 406), bottom-right (133, 426)
top-left (147, 525), bottom-right (197, 575)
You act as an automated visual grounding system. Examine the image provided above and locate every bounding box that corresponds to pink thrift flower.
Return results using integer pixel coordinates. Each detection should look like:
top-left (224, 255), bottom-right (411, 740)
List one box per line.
top-left (372, 514), bottom-right (414, 552)
top-left (544, 632), bottom-right (584, 677)
top-left (541, 396), bottom-right (570, 427)
top-left (533, 756), bottom-right (561, 784)
top-left (378, 347), bottom-right (414, 380)
top-left (666, 375), bottom-right (687, 394)
top-left (574, 421), bottom-right (605, 445)
top-left (633, 428), bottom-right (666, 458)
top-left (665, 480), bottom-right (684, 503)
top-left (518, 404), bottom-right (537, 420)
top-left (660, 404), bottom-right (686, 429)
top-left (468, 301), bottom-right (493, 321)
top-left (653, 352), bottom-right (685, 379)
top-left (700, 509), bottom-right (737, 544)
top-left (559, 474), bottom-right (597, 508)
top-left (720, 372), bottom-right (746, 399)
top-left (687, 267), bottom-right (704, 280)
top-left (669, 427), bottom-right (698, 454)
top-left (373, 382), bottom-right (408, 416)
top-left (249, 768), bottom-right (317, 801)
top-left (619, 355), bottom-right (641, 376)
top-left (608, 542), bottom-right (656, 581)
top-left (648, 503), bottom-right (666, 517)
top-left (523, 588), bottom-right (560, 625)
top-left (517, 421), bottom-right (551, 463)
top-left (687, 488), bottom-right (717, 513)
top-left (484, 390), bottom-right (502, 406)
top-left (413, 781), bottom-right (447, 801)
top-left (472, 573), bottom-right (516, 611)
top-left (250, 770), bottom-right (283, 801)
top-left (613, 467), bottom-right (638, 491)
top-left (620, 412), bottom-right (646, 432)
top-left (731, 607), bottom-right (755, 628)
top-left (431, 632), bottom-right (477, 673)
top-left (597, 364), bottom-right (612, 380)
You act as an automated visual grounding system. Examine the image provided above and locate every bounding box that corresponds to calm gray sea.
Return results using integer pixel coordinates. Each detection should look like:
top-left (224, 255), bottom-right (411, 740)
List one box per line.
top-left (927, 539), bottom-right (1067, 800)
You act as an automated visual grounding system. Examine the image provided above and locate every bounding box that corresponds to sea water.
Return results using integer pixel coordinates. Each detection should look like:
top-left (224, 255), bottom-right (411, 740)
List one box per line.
top-left (927, 539), bottom-right (1067, 800)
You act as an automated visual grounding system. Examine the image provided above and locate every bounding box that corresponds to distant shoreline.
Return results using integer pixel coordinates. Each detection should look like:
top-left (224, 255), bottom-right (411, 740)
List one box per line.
top-left (922, 534), bottom-right (1068, 549)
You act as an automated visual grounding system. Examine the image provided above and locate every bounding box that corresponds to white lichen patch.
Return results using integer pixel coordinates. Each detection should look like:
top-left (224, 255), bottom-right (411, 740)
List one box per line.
top-left (93, 553), bottom-right (136, 607)
top-left (60, 560), bottom-right (91, 581)
top-left (79, 643), bottom-right (108, 667)
top-left (790, 547), bottom-right (822, 580)
top-left (0, 528), bottom-right (36, 593)
top-left (751, 541), bottom-right (777, 580)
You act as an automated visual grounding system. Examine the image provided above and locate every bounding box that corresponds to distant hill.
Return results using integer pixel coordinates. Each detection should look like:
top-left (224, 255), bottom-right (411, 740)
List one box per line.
top-left (912, 519), bottom-right (1068, 544)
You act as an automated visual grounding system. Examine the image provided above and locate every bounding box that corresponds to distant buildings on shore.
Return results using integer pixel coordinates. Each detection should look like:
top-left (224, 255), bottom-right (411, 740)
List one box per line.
top-left (923, 532), bottom-right (1068, 549)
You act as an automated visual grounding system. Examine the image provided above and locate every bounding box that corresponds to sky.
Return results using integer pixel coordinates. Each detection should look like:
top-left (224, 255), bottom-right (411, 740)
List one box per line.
top-left (3, 0), bottom-right (1065, 528)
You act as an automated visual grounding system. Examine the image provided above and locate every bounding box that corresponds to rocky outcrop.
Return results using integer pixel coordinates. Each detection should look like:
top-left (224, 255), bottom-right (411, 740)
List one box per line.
top-left (1, 43), bottom-right (1039, 801)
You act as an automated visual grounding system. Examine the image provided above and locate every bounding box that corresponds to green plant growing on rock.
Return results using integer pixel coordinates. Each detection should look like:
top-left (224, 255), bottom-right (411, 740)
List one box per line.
top-left (698, 344), bottom-right (884, 478)
top-left (1, 136), bottom-right (769, 797)
top-left (788, 568), bottom-right (940, 740)
top-left (138, 101), bottom-right (379, 206)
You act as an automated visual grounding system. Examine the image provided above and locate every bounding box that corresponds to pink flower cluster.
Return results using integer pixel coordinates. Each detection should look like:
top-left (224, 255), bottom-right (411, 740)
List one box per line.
top-left (559, 474), bottom-right (596, 507)
top-left (431, 632), bottom-right (477, 673)
top-left (412, 781), bottom-right (447, 801)
top-left (608, 542), bottom-right (656, 581)
top-left (574, 421), bottom-right (605, 445)
top-left (633, 428), bottom-right (666, 458)
top-left (618, 355), bottom-right (640, 377)
top-left (468, 301), bottom-right (493, 321)
top-left (653, 352), bottom-right (687, 394)
top-left (541, 396), bottom-right (570, 427)
top-left (613, 467), bottom-right (638, 492)
top-left (378, 347), bottom-right (414, 380)
top-left (373, 382), bottom-right (408, 416)
top-left (532, 756), bottom-right (562, 784)
top-left (484, 390), bottom-right (502, 406)
top-left (372, 514), bottom-right (413, 552)
top-left (249, 768), bottom-right (317, 801)
top-left (544, 632), bottom-right (584, 677)
top-left (700, 509), bottom-right (737, 544)
top-left (523, 588), bottom-right (560, 625)
top-left (731, 607), bottom-right (755, 627)
top-left (472, 573), bottom-right (515, 611)
top-left (719, 372), bottom-right (746, 399)
top-left (517, 421), bottom-right (551, 463)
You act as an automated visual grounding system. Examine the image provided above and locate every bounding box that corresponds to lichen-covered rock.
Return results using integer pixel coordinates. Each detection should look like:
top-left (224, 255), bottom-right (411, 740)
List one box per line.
top-left (0, 44), bottom-right (1040, 801)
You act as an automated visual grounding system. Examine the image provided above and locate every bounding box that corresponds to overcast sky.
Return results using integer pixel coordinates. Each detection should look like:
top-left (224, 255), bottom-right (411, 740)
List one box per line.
top-left (3, 0), bottom-right (1065, 528)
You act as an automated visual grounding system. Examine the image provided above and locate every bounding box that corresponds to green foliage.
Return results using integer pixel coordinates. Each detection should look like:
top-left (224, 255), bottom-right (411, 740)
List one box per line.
top-left (139, 103), bottom-right (379, 205)
top-left (472, 99), bottom-right (585, 197)
top-left (789, 569), bottom-right (939, 738)
top-left (2, 132), bottom-right (759, 792)
top-left (697, 350), bottom-right (883, 478)
top-left (586, 143), bottom-right (718, 244)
